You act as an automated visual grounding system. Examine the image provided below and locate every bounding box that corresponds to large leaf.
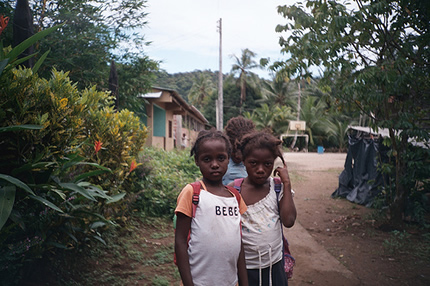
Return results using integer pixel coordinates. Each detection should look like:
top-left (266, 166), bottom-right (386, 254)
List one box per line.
top-left (84, 185), bottom-right (110, 199)
top-left (32, 49), bottom-right (50, 74)
top-left (11, 161), bottom-right (55, 176)
top-left (92, 234), bottom-right (107, 245)
top-left (0, 186), bottom-right (16, 231)
top-left (90, 221), bottom-right (106, 229)
top-left (106, 193), bottom-right (126, 204)
top-left (73, 169), bottom-right (109, 183)
top-left (59, 182), bottom-right (96, 201)
top-left (0, 58), bottom-right (9, 75)
top-left (76, 162), bottom-right (112, 172)
top-left (0, 174), bottom-right (35, 195)
top-left (6, 25), bottom-right (61, 62)
top-left (0, 125), bottom-right (43, 133)
top-left (28, 194), bottom-right (64, 213)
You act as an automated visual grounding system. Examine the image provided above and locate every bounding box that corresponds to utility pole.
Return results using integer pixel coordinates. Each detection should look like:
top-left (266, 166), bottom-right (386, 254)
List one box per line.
top-left (290, 80), bottom-right (302, 149)
top-left (216, 18), bottom-right (223, 131)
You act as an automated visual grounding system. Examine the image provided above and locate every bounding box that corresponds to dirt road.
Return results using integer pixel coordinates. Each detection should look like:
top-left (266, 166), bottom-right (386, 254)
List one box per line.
top-left (283, 152), bottom-right (361, 285)
top-left (283, 152), bottom-right (429, 286)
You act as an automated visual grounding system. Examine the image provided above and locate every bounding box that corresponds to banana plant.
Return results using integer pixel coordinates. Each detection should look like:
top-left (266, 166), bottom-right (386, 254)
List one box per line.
top-left (0, 24), bottom-right (61, 76)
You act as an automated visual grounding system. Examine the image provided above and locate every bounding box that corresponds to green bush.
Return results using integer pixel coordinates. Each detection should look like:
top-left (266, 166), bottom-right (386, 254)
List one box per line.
top-left (133, 147), bottom-right (201, 218)
top-left (81, 98), bottom-right (147, 194)
top-left (0, 67), bottom-right (147, 284)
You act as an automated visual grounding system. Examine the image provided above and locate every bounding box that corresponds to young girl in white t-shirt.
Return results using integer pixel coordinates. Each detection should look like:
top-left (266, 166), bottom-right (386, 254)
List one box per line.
top-left (175, 128), bottom-right (249, 286)
top-left (229, 131), bottom-right (297, 286)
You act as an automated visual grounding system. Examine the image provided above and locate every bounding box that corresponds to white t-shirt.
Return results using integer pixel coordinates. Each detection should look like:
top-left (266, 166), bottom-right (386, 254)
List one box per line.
top-left (175, 183), bottom-right (247, 286)
top-left (241, 178), bottom-right (284, 269)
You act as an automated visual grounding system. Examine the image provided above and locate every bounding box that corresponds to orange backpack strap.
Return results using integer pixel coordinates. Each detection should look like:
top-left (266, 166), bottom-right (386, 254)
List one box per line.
top-left (189, 182), bottom-right (241, 217)
top-left (190, 181), bottom-right (202, 218)
top-left (226, 185), bottom-right (241, 204)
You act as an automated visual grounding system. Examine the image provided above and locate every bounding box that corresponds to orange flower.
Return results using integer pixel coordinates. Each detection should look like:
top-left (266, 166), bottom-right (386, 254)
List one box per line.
top-left (0, 15), bottom-right (9, 36)
top-left (94, 140), bottom-right (103, 153)
top-left (129, 160), bottom-right (137, 173)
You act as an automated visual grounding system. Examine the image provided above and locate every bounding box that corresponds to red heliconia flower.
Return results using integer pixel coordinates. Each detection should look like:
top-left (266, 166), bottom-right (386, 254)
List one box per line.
top-left (94, 140), bottom-right (103, 153)
top-left (0, 15), bottom-right (10, 36)
top-left (130, 160), bottom-right (137, 173)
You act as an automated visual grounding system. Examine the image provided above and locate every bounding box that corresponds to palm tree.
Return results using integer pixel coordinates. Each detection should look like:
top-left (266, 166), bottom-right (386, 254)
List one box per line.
top-left (300, 95), bottom-right (332, 147)
top-left (260, 75), bottom-right (297, 109)
top-left (230, 48), bottom-right (260, 110)
top-left (188, 74), bottom-right (215, 109)
top-left (244, 103), bottom-right (294, 136)
top-left (326, 113), bottom-right (357, 152)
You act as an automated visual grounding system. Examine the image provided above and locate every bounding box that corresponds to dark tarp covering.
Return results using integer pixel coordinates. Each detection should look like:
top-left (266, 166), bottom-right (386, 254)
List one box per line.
top-left (332, 134), bottom-right (387, 207)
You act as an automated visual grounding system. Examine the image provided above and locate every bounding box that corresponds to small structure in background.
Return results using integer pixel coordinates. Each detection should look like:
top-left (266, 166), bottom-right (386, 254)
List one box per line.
top-left (280, 120), bottom-right (308, 152)
top-left (138, 87), bottom-right (209, 151)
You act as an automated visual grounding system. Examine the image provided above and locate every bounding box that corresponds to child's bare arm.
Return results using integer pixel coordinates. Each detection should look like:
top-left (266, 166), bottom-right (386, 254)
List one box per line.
top-left (175, 212), bottom-right (194, 286)
top-left (237, 241), bottom-right (249, 286)
top-left (274, 163), bottom-right (297, 227)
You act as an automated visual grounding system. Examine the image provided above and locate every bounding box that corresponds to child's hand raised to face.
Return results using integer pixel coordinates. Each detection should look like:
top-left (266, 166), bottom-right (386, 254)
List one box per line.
top-left (274, 163), bottom-right (291, 187)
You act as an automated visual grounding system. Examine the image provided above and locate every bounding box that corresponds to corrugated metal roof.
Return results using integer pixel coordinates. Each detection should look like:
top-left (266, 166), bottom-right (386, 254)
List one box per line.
top-left (141, 87), bottom-right (209, 125)
top-left (137, 91), bottom-right (162, 98)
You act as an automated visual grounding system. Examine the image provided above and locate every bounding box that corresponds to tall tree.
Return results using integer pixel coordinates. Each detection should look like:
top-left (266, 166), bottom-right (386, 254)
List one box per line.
top-left (26, 0), bottom-right (157, 92)
top-left (275, 0), bottom-right (430, 222)
top-left (230, 48), bottom-right (260, 110)
top-left (188, 73), bottom-right (215, 110)
top-left (243, 103), bottom-right (294, 136)
top-left (259, 74), bottom-right (296, 108)
top-left (299, 95), bottom-right (332, 147)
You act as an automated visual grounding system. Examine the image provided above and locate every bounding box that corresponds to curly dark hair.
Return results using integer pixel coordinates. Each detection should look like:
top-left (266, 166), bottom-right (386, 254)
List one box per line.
top-left (224, 116), bottom-right (256, 152)
top-left (238, 130), bottom-right (285, 165)
top-left (190, 128), bottom-right (232, 159)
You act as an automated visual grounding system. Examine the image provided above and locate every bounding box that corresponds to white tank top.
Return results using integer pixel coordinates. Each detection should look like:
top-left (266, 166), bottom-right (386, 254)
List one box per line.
top-left (241, 178), bottom-right (283, 269)
top-left (188, 189), bottom-right (242, 286)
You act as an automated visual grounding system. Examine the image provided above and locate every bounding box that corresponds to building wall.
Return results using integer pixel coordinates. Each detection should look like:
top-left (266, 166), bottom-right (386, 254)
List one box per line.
top-left (143, 90), bottom-right (208, 151)
top-left (165, 110), bottom-right (175, 151)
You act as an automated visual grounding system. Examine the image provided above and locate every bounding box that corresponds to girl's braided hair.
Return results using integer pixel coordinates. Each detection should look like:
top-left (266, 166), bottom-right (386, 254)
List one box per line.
top-left (190, 128), bottom-right (232, 159)
top-left (224, 116), bottom-right (256, 152)
top-left (238, 130), bottom-right (285, 165)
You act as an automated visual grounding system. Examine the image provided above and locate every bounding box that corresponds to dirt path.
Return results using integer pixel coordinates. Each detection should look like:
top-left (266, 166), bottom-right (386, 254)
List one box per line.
top-left (284, 152), bottom-right (429, 286)
top-left (285, 152), bottom-right (361, 285)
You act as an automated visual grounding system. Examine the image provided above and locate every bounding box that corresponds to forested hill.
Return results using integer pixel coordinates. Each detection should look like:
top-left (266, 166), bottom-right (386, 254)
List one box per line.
top-left (153, 69), bottom-right (220, 102)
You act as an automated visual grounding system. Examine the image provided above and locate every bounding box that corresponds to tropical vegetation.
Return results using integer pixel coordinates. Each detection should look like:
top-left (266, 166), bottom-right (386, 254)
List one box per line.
top-left (274, 0), bottom-right (429, 223)
top-left (0, 0), bottom-right (428, 284)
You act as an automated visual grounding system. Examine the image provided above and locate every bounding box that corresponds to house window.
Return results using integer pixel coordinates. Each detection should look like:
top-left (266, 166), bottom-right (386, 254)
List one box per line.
top-left (153, 104), bottom-right (166, 137)
top-left (168, 120), bottom-right (172, 138)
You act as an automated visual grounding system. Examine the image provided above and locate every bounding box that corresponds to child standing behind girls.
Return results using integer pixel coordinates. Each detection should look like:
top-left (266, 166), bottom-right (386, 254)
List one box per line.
top-left (222, 116), bottom-right (256, 185)
top-left (229, 130), bottom-right (297, 286)
top-left (175, 129), bottom-right (249, 286)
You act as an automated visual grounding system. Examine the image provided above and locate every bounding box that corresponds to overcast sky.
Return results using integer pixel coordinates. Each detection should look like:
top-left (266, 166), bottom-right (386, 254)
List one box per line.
top-left (142, 0), bottom-right (297, 79)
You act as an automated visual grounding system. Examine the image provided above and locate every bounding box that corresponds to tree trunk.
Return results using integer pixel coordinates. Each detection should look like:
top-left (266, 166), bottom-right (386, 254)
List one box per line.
top-left (290, 81), bottom-right (301, 149)
top-left (388, 130), bottom-right (408, 224)
top-left (108, 60), bottom-right (119, 110)
top-left (239, 74), bottom-right (246, 114)
top-left (13, 0), bottom-right (34, 68)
